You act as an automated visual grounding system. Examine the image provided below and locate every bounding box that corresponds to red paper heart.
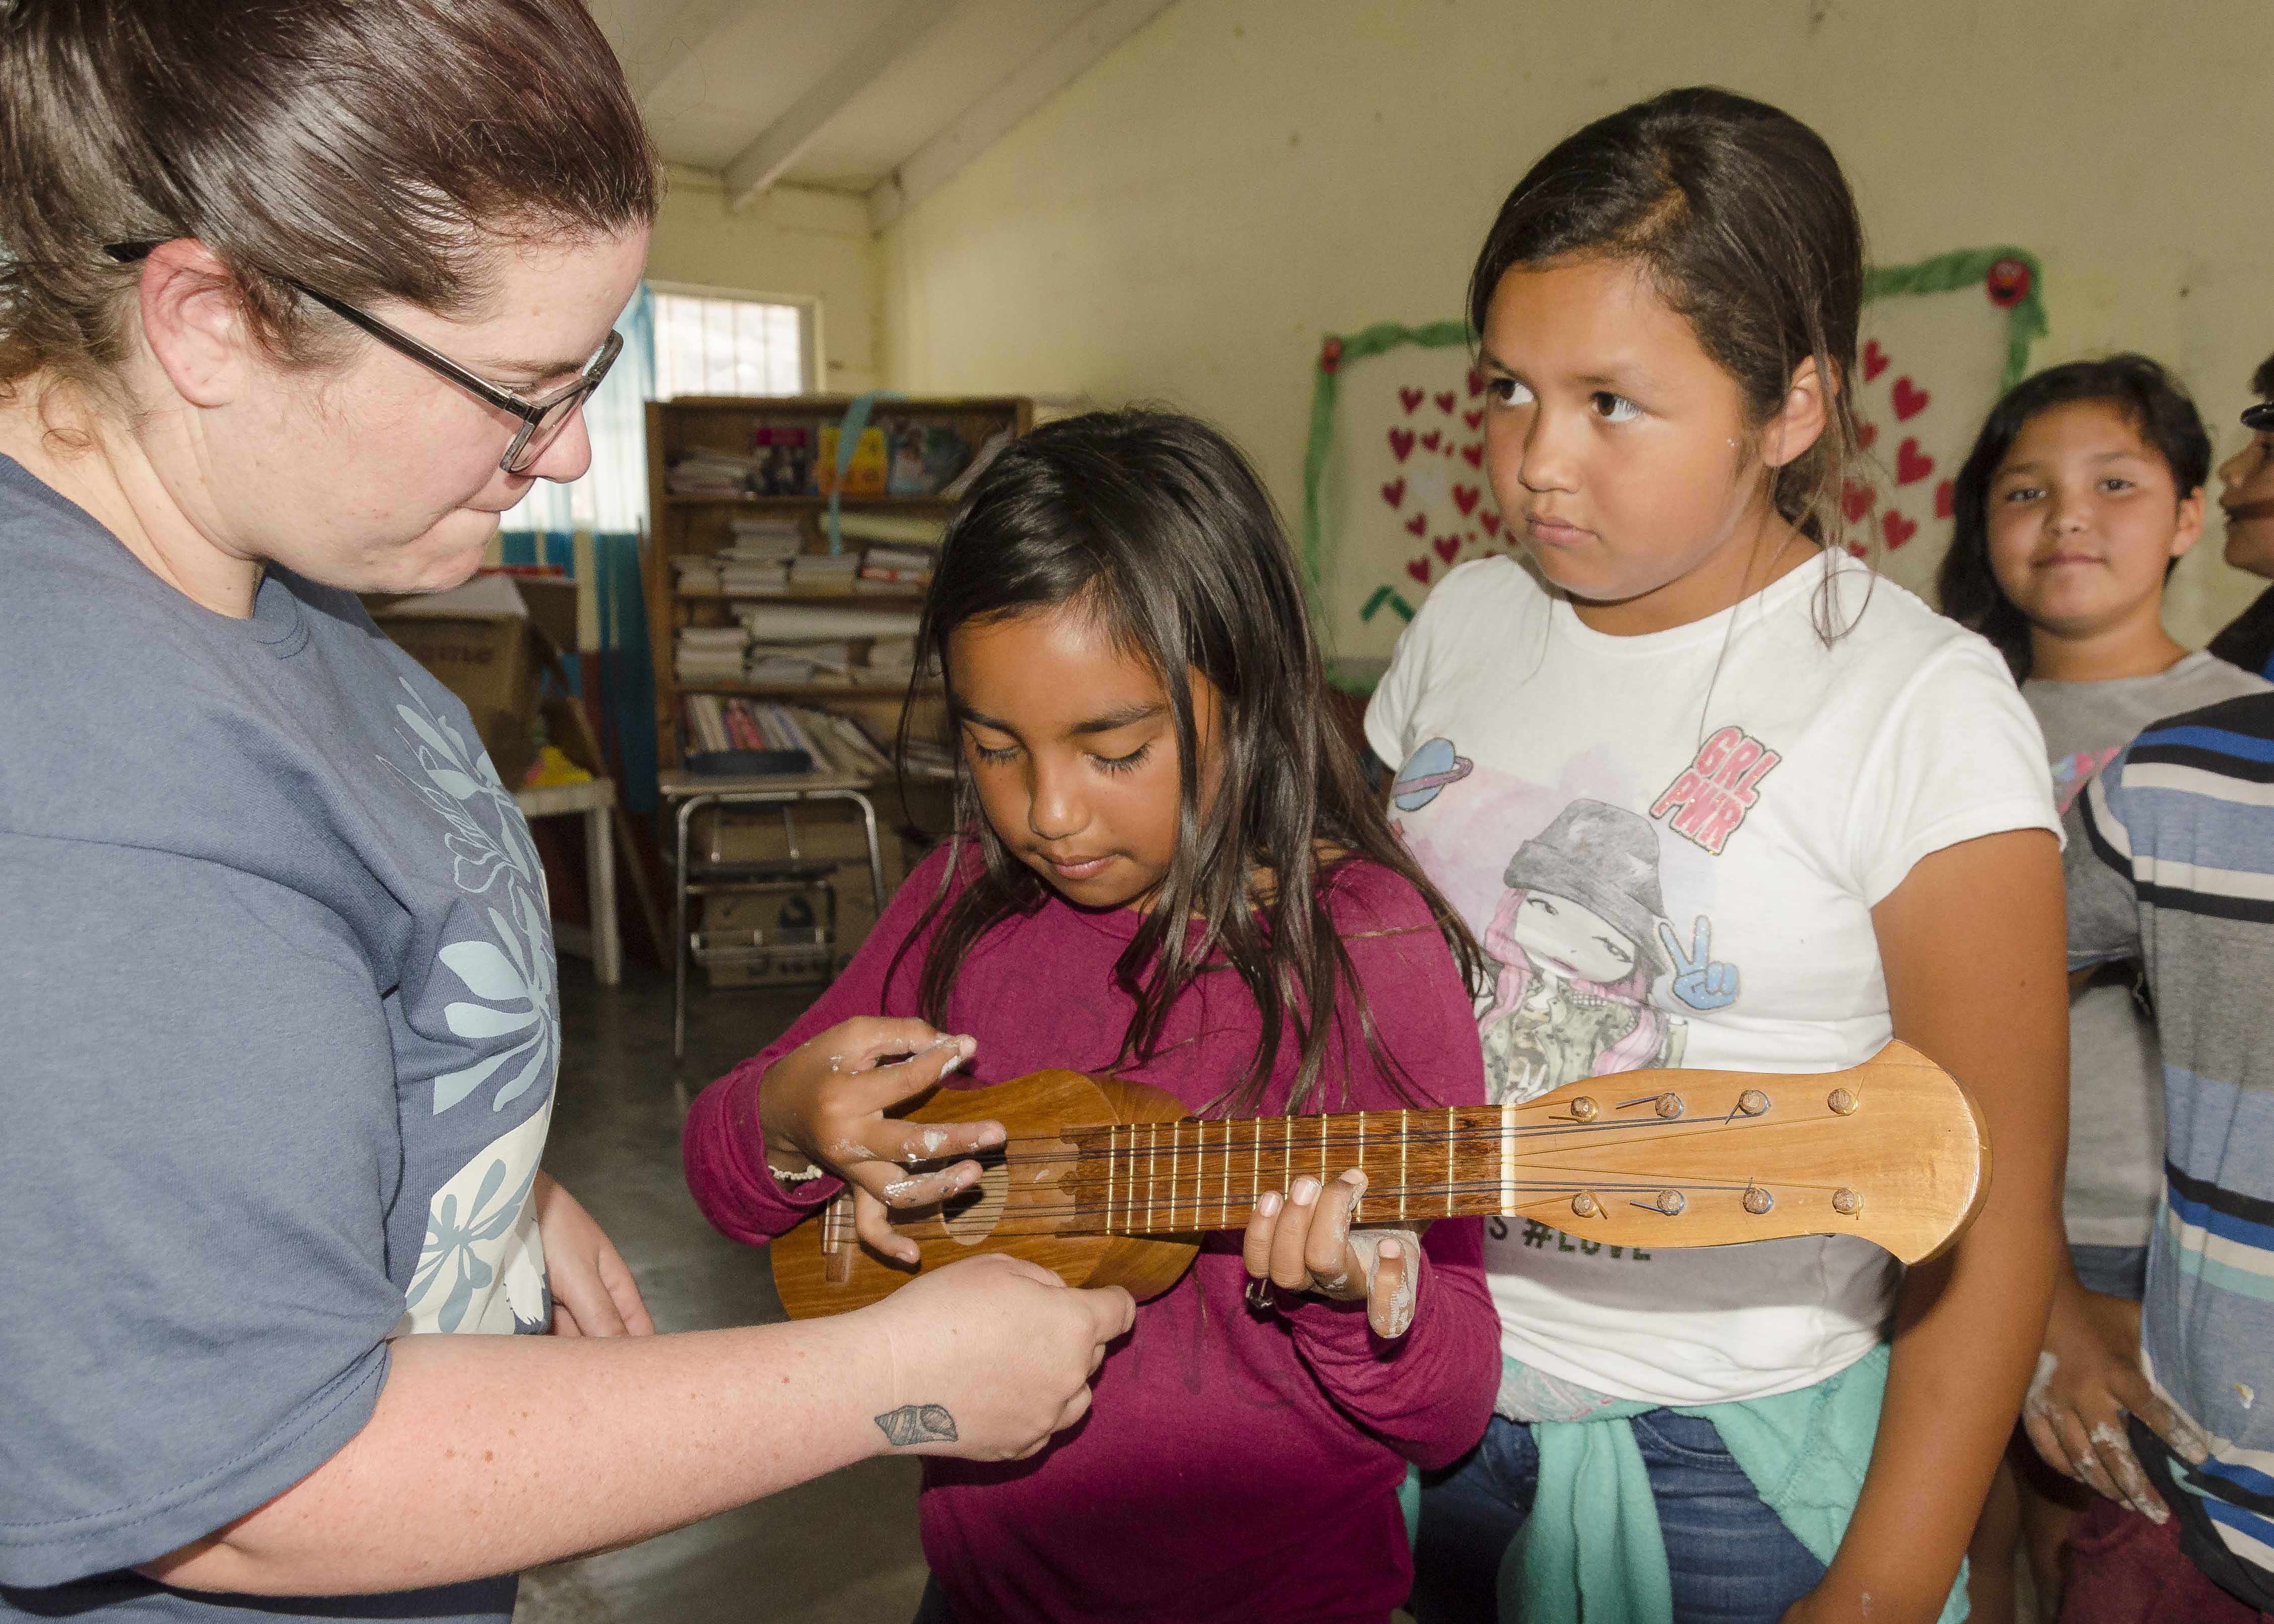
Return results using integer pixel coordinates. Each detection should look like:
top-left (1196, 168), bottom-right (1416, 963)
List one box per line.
top-left (1935, 479), bottom-right (1955, 520)
top-left (1842, 480), bottom-right (1876, 523)
top-left (1464, 409), bottom-right (1483, 431)
top-left (1405, 512), bottom-right (1428, 537)
top-left (1407, 557), bottom-right (1432, 584)
top-left (1466, 368), bottom-right (1485, 397)
top-left (1895, 438), bottom-right (1934, 485)
top-left (1434, 391), bottom-right (1457, 414)
top-left (1892, 378), bottom-right (1929, 421)
top-left (1434, 535), bottom-right (1461, 563)
top-left (1479, 511), bottom-right (1502, 536)
top-left (1420, 430), bottom-right (1441, 451)
top-left (1864, 340), bottom-right (1889, 382)
top-left (1882, 509), bottom-right (1917, 549)
top-left (1399, 387), bottom-right (1424, 414)
top-left (1389, 428), bottom-right (1415, 462)
top-left (1857, 421), bottom-right (1878, 451)
top-left (1847, 541), bottom-right (1870, 558)
top-left (1461, 443), bottom-right (1483, 467)
top-left (1381, 477), bottom-right (1406, 509)
top-left (1453, 483), bottom-right (1481, 516)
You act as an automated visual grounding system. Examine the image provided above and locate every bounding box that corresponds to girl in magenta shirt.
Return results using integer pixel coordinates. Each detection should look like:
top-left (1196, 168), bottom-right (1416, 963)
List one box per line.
top-left (683, 411), bottom-right (1498, 1623)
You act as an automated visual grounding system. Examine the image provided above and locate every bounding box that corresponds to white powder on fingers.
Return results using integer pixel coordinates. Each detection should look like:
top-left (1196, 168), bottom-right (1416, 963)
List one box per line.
top-left (2024, 1351), bottom-right (2057, 1418)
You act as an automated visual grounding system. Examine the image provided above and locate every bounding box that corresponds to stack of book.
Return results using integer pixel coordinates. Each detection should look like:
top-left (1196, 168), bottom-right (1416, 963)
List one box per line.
top-left (667, 448), bottom-right (759, 497)
top-left (679, 698), bottom-right (901, 780)
top-left (858, 543), bottom-right (934, 591)
top-left (788, 552), bottom-right (861, 593)
top-left (865, 636), bottom-right (920, 679)
top-left (720, 518), bottom-right (801, 595)
top-left (744, 640), bottom-right (856, 685)
top-left (674, 625), bottom-right (749, 685)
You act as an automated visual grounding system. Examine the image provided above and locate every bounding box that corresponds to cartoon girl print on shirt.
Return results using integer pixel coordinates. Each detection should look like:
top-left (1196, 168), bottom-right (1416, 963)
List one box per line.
top-left (1479, 799), bottom-right (1687, 1103)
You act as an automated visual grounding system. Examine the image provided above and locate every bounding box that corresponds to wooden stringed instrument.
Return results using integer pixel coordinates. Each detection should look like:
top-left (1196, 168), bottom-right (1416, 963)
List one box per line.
top-left (771, 1039), bottom-right (1988, 1320)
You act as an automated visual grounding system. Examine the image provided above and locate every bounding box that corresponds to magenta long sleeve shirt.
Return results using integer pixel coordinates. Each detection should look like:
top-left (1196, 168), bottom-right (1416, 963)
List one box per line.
top-left (683, 847), bottom-right (1499, 1624)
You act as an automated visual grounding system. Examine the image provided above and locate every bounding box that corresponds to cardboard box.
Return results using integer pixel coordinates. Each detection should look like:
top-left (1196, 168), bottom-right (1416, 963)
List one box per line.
top-left (376, 613), bottom-right (546, 787)
top-left (689, 800), bottom-right (906, 884)
top-left (366, 574), bottom-right (578, 791)
top-left (698, 868), bottom-right (883, 987)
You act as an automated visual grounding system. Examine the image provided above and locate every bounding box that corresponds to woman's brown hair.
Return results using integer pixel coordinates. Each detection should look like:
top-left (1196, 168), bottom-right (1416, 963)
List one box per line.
top-left (0, 0), bottom-right (655, 400)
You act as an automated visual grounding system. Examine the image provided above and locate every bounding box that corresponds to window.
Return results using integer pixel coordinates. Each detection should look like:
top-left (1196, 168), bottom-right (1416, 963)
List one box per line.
top-left (650, 288), bottom-right (813, 399)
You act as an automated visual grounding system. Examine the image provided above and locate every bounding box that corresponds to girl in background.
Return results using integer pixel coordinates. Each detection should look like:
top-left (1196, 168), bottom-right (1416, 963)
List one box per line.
top-left (1378, 88), bottom-right (2069, 1624)
top-left (683, 412), bottom-right (1501, 1624)
top-left (1940, 357), bottom-right (2268, 1620)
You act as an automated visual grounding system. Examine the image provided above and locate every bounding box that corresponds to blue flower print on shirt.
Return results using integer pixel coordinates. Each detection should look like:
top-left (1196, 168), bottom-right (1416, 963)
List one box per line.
top-left (382, 680), bottom-right (559, 1116)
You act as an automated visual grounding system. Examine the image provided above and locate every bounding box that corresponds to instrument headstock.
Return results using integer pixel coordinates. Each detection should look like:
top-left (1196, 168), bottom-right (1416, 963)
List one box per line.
top-left (1501, 1040), bottom-right (1988, 1263)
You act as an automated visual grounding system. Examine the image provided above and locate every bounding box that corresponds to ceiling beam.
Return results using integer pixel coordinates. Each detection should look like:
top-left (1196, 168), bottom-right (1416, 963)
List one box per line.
top-left (865, 0), bottom-right (1178, 234)
top-left (624, 0), bottom-right (750, 105)
top-left (724, 0), bottom-right (961, 211)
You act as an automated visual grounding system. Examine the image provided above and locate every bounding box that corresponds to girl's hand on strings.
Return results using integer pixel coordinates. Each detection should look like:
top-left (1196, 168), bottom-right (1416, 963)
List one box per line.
top-left (757, 1018), bottom-right (1001, 1265)
top-left (1241, 1168), bottom-right (1423, 1338)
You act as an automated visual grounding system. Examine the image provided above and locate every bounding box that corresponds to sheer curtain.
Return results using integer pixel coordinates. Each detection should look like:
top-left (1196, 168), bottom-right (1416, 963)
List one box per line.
top-left (499, 286), bottom-right (659, 812)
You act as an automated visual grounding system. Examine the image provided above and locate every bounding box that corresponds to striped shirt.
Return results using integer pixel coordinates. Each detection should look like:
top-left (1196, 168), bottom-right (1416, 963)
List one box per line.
top-left (2068, 692), bottom-right (2274, 1600)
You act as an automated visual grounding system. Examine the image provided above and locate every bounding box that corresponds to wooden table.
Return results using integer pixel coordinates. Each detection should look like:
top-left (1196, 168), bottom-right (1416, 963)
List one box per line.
top-left (514, 777), bottom-right (622, 987)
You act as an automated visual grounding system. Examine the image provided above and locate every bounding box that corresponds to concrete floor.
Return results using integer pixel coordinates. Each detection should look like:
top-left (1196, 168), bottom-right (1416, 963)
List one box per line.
top-left (515, 959), bottom-right (929, 1624)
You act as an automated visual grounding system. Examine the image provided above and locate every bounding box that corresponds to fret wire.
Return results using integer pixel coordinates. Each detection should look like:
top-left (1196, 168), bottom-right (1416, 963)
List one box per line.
top-left (1146, 1121), bottom-right (1157, 1232)
top-left (1168, 1118), bottom-right (1179, 1230)
top-left (1104, 1124), bottom-right (1115, 1236)
top-left (1252, 1116), bottom-right (1262, 1213)
top-left (1357, 1110), bottom-right (1367, 1224)
top-left (1445, 1106), bottom-right (1455, 1218)
top-left (1219, 1117), bottom-right (1231, 1230)
top-left (1499, 1103), bottom-right (1514, 1218)
top-left (1319, 1109), bottom-right (1328, 1190)
top-left (1400, 1110), bottom-right (1411, 1221)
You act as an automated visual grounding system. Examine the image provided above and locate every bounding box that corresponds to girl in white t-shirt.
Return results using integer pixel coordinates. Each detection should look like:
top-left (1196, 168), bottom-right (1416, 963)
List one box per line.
top-left (1380, 88), bottom-right (2070, 1624)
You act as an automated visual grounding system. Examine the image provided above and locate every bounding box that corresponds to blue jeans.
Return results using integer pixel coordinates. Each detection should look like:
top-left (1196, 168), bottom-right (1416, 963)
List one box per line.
top-left (2071, 1242), bottom-right (2149, 1301)
top-left (1412, 1411), bottom-right (1828, 1624)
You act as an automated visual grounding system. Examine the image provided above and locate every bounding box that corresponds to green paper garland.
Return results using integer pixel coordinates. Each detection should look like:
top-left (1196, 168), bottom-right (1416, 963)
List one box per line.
top-left (1862, 245), bottom-right (2046, 394)
top-left (1298, 246), bottom-right (2050, 663)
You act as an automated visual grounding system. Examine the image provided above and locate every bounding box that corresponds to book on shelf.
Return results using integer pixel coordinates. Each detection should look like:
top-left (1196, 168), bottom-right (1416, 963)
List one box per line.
top-left (938, 427), bottom-right (1011, 502)
top-left (749, 427), bottom-right (812, 497)
top-left (814, 426), bottom-right (888, 496)
top-left (725, 517), bottom-right (804, 558)
top-left (717, 562), bottom-right (791, 594)
top-left (862, 543), bottom-right (936, 573)
top-left (667, 448), bottom-right (760, 497)
top-left (836, 511), bottom-right (946, 546)
top-left (681, 696), bottom-right (902, 780)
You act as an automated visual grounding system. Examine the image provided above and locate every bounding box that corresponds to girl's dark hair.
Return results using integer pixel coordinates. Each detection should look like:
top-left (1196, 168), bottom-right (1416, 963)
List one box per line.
top-left (1938, 355), bottom-right (2211, 679)
top-left (0, 0), bottom-right (656, 400)
top-left (1467, 87), bottom-right (1866, 562)
top-left (894, 410), bottom-right (1485, 1117)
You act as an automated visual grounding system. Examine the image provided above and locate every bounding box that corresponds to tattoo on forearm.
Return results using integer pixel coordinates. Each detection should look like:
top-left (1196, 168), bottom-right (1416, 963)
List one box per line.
top-left (874, 1403), bottom-right (959, 1446)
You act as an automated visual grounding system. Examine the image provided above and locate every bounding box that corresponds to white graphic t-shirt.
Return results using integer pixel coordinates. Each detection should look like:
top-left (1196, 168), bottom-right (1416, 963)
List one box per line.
top-left (1367, 552), bottom-right (2058, 1404)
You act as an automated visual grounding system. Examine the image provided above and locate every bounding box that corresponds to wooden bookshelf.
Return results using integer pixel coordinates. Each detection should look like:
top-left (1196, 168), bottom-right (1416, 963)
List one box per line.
top-left (644, 394), bottom-right (1031, 775)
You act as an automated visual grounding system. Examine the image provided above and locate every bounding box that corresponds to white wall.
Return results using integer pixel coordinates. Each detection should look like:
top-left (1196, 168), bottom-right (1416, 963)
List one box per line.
top-left (648, 165), bottom-right (883, 395)
top-left (877, 0), bottom-right (2274, 644)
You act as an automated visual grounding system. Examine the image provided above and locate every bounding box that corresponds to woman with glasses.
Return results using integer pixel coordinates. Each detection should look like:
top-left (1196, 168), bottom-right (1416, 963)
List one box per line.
top-left (0, 4), bottom-right (1128, 1620)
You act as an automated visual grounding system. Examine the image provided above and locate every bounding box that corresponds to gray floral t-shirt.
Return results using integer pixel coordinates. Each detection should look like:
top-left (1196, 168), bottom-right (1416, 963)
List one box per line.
top-left (0, 456), bottom-right (556, 1619)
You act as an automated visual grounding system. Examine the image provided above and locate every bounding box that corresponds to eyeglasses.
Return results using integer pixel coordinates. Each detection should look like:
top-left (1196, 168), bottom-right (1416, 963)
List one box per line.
top-left (105, 242), bottom-right (621, 474)
top-left (2244, 401), bottom-right (2274, 433)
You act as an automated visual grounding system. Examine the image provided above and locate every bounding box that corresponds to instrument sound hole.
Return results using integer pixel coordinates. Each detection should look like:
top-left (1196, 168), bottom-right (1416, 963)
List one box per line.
top-left (939, 1156), bottom-right (1010, 1245)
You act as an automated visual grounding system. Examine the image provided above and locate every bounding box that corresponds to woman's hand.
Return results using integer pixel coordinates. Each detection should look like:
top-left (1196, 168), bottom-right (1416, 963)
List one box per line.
top-left (532, 1171), bottom-right (653, 1337)
top-left (755, 1017), bottom-right (1003, 1264)
top-left (857, 1252), bottom-right (1135, 1460)
top-left (1241, 1168), bottom-right (1422, 1337)
top-left (2021, 1268), bottom-right (2210, 1520)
